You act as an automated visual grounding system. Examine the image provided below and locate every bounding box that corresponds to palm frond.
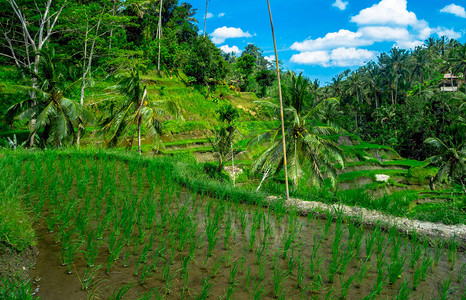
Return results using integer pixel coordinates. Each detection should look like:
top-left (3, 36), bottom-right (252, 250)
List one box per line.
top-left (424, 137), bottom-right (448, 152)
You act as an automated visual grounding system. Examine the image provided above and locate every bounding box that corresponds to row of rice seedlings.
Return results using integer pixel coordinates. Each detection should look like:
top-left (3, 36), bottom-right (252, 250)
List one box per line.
top-left (4, 153), bottom-right (465, 299)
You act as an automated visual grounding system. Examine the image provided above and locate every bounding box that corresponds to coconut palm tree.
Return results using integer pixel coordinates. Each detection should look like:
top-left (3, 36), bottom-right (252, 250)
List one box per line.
top-left (309, 79), bottom-right (321, 102)
top-left (250, 73), bottom-right (344, 190)
top-left (346, 71), bottom-right (365, 128)
top-left (409, 47), bottom-right (428, 99)
top-left (209, 103), bottom-right (240, 179)
top-left (8, 48), bottom-right (93, 147)
top-left (329, 74), bottom-right (344, 99)
top-left (424, 136), bottom-right (465, 187)
top-left (100, 68), bottom-right (181, 153)
top-left (388, 48), bottom-right (408, 104)
top-left (363, 62), bottom-right (383, 109)
top-left (450, 44), bottom-right (466, 87)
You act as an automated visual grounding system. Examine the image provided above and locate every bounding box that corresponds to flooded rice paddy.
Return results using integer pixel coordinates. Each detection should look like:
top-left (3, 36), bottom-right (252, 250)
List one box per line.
top-left (2, 153), bottom-right (465, 299)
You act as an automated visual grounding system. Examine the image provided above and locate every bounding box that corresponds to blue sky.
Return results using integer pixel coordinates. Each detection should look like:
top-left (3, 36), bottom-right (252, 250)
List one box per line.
top-left (187, 0), bottom-right (466, 85)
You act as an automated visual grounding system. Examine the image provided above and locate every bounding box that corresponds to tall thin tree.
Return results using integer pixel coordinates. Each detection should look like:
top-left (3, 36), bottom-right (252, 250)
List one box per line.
top-left (3, 0), bottom-right (65, 146)
top-left (266, 0), bottom-right (290, 201)
top-left (203, 0), bottom-right (209, 37)
top-left (156, 0), bottom-right (163, 72)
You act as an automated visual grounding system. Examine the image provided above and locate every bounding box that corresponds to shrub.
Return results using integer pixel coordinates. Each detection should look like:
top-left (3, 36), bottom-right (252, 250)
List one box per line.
top-left (408, 166), bottom-right (438, 185)
top-left (203, 162), bottom-right (229, 182)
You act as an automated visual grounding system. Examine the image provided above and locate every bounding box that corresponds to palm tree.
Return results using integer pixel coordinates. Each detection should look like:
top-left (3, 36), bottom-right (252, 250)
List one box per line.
top-left (451, 44), bottom-right (466, 87)
top-left (424, 137), bottom-right (465, 187)
top-left (409, 47), bottom-right (427, 99)
top-left (8, 48), bottom-right (93, 147)
top-left (309, 79), bottom-right (321, 103)
top-left (388, 48), bottom-right (408, 105)
top-left (346, 71), bottom-right (365, 128)
top-left (329, 74), bottom-right (344, 99)
top-left (363, 62), bottom-right (383, 109)
top-left (210, 103), bottom-right (240, 184)
top-left (100, 68), bottom-right (181, 153)
top-left (250, 73), bottom-right (344, 190)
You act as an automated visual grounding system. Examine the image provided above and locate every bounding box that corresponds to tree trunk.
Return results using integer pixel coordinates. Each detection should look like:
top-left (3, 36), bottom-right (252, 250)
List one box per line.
top-left (137, 87), bottom-right (148, 155)
top-left (138, 116), bottom-right (142, 154)
top-left (217, 157), bottom-right (223, 172)
top-left (78, 19), bottom-right (101, 148)
top-left (391, 88), bottom-right (394, 105)
top-left (109, 0), bottom-right (116, 49)
top-left (157, 0), bottom-right (163, 72)
top-left (256, 167), bottom-right (270, 191)
top-left (231, 140), bottom-right (235, 186)
top-left (355, 92), bottom-right (359, 129)
top-left (293, 138), bottom-right (298, 190)
top-left (6, 0), bottom-right (64, 147)
top-left (374, 89), bottom-right (378, 109)
top-left (28, 53), bottom-right (42, 147)
top-left (203, 0), bottom-right (208, 37)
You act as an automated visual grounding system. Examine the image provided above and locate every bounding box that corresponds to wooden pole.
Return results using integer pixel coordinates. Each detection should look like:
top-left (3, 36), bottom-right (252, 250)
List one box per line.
top-left (203, 0), bottom-right (208, 37)
top-left (266, 0), bottom-right (290, 202)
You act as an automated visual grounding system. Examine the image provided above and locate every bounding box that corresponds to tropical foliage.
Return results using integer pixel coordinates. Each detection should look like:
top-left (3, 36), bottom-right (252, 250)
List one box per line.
top-left (100, 68), bottom-right (181, 152)
top-left (424, 137), bottom-right (465, 187)
top-left (7, 49), bottom-right (93, 147)
top-left (250, 74), bottom-right (344, 189)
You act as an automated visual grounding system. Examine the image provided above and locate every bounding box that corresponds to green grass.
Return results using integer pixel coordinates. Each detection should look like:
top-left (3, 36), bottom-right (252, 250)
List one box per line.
top-left (0, 178), bottom-right (35, 251)
top-left (163, 138), bottom-right (210, 147)
top-left (163, 120), bottom-right (209, 134)
top-left (349, 142), bottom-right (397, 151)
top-left (237, 120), bottom-right (278, 135)
top-left (409, 200), bottom-right (466, 225)
top-left (338, 169), bottom-right (408, 182)
top-left (163, 146), bottom-right (213, 154)
top-left (381, 159), bottom-right (426, 168)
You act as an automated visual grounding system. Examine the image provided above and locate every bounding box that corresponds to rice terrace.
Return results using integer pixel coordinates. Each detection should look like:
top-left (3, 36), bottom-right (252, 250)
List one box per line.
top-left (0, 0), bottom-right (465, 299)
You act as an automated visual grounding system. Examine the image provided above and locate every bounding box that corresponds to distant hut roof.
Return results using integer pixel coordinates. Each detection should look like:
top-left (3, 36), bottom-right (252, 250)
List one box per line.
top-left (443, 73), bottom-right (458, 79)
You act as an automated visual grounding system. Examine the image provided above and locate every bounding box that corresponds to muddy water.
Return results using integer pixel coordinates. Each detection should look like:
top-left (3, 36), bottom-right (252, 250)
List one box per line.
top-left (30, 191), bottom-right (465, 300)
top-left (7, 156), bottom-right (460, 300)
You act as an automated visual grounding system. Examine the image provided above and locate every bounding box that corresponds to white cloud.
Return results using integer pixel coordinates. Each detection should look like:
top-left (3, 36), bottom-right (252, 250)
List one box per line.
top-left (290, 51), bottom-right (331, 66)
top-left (220, 45), bottom-right (241, 55)
top-left (440, 4), bottom-right (466, 18)
top-left (395, 40), bottom-right (424, 49)
top-left (290, 0), bottom-right (462, 68)
top-left (332, 0), bottom-right (348, 10)
top-left (433, 27), bottom-right (462, 39)
top-left (206, 12), bottom-right (214, 19)
top-left (415, 20), bottom-right (433, 40)
top-left (218, 12), bottom-right (225, 17)
top-left (210, 26), bottom-right (252, 44)
top-left (290, 29), bottom-right (372, 51)
top-left (264, 55), bottom-right (276, 63)
top-left (351, 0), bottom-right (418, 26)
top-left (359, 26), bottom-right (410, 42)
top-left (290, 48), bottom-right (377, 67)
top-left (330, 48), bottom-right (377, 67)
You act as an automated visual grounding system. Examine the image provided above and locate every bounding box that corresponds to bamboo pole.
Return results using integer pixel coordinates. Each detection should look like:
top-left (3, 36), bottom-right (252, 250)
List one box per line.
top-left (266, 0), bottom-right (290, 202)
top-left (203, 0), bottom-right (208, 37)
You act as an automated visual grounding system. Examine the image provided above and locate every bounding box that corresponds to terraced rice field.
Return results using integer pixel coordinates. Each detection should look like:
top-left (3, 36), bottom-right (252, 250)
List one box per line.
top-left (1, 152), bottom-right (465, 299)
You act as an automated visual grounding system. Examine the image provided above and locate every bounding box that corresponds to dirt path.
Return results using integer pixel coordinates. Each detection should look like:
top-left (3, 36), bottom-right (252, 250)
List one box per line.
top-left (266, 196), bottom-right (466, 248)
